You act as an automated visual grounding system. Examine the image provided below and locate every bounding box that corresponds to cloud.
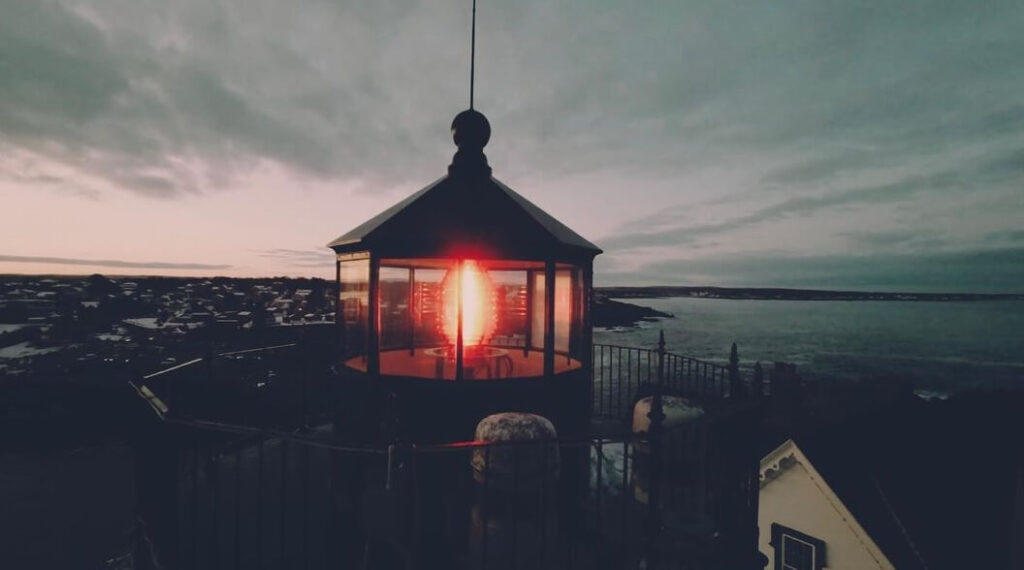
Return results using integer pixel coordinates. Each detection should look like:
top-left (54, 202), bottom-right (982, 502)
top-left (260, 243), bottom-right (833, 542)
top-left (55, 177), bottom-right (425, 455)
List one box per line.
top-left (257, 248), bottom-right (335, 268)
top-left (837, 229), bottom-right (950, 252)
top-left (0, 0), bottom-right (472, 198)
top-left (4, 0), bottom-right (1018, 198)
top-left (0, 254), bottom-right (230, 270)
top-left (601, 170), bottom-right (961, 251)
top-left (1, 0), bottom-right (1022, 290)
top-left (985, 229), bottom-right (1024, 245)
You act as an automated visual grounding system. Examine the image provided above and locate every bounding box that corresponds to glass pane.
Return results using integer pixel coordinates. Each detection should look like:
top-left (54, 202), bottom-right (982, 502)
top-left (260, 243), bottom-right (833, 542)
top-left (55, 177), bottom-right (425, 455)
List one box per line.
top-left (379, 266), bottom-right (410, 351)
top-left (339, 257), bottom-right (369, 366)
top-left (490, 270), bottom-right (527, 348)
top-left (554, 269), bottom-right (572, 354)
top-left (413, 268), bottom-right (447, 349)
top-left (782, 535), bottom-right (815, 570)
top-left (529, 270), bottom-right (545, 351)
top-left (412, 266), bottom-right (456, 380)
top-left (571, 266), bottom-right (585, 360)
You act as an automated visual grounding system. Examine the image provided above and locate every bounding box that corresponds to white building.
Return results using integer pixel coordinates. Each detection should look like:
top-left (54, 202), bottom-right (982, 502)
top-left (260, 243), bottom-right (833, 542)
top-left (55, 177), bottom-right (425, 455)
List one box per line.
top-left (758, 438), bottom-right (924, 570)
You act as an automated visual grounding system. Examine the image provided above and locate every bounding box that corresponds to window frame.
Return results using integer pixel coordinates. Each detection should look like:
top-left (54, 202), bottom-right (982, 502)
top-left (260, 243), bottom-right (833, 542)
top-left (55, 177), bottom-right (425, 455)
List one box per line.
top-left (771, 523), bottom-right (826, 570)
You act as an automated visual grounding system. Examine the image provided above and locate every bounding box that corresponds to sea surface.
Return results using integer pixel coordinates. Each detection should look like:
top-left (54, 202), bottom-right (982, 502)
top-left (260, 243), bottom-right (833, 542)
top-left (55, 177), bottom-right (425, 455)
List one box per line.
top-left (594, 297), bottom-right (1024, 395)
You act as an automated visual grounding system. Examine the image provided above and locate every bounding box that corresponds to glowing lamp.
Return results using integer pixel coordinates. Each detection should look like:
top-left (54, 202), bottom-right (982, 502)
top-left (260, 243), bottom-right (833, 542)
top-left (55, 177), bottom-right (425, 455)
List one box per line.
top-left (440, 260), bottom-right (498, 348)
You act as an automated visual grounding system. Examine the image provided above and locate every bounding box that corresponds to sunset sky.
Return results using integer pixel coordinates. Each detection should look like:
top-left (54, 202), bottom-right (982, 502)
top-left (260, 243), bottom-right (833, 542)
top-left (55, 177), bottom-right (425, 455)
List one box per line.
top-left (1, 0), bottom-right (1022, 292)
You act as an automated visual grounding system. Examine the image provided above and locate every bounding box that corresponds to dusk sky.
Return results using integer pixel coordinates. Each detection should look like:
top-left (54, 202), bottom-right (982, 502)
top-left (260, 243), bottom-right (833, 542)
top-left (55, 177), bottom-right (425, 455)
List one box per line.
top-left (1, 0), bottom-right (1022, 292)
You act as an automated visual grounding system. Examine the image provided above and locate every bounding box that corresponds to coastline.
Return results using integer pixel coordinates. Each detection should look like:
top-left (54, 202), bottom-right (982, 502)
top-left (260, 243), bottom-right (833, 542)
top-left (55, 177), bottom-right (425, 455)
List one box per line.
top-left (597, 285), bottom-right (1024, 302)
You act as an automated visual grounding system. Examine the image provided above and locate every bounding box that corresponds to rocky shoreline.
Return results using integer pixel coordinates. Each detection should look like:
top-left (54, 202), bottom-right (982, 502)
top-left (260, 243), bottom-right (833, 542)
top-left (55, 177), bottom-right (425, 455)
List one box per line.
top-left (591, 296), bottom-right (673, 328)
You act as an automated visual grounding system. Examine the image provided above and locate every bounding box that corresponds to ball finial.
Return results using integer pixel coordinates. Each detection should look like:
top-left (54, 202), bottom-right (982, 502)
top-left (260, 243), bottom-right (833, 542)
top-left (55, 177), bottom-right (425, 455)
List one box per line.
top-left (451, 109), bottom-right (491, 150)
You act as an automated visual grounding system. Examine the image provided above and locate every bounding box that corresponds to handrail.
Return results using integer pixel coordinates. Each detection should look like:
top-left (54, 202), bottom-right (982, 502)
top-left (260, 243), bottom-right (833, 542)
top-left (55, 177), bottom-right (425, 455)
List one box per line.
top-left (216, 343), bottom-right (297, 357)
top-left (133, 341), bottom-right (745, 432)
top-left (142, 357), bottom-right (204, 380)
top-left (592, 342), bottom-right (742, 421)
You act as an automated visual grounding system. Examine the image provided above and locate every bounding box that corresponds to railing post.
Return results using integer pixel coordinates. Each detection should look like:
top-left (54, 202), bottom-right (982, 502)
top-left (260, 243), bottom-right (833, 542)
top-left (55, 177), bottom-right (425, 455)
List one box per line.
top-left (646, 331), bottom-right (667, 569)
top-left (729, 342), bottom-right (744, 399)
top-left (298, 337), bottom-right (308, 429)
top-left (752, 361), bottom-right (764, 399)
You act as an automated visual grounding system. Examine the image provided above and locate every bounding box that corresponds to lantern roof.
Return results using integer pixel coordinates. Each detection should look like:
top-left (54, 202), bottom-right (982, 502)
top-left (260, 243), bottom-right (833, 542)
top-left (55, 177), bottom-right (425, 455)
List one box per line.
top-left (327, 110), bottom-right (602, 263)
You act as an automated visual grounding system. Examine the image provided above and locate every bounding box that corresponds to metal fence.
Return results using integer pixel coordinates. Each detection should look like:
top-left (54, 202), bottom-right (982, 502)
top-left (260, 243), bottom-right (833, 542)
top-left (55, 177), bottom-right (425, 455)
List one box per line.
top-left (592, 343), bottom-right (742, 421)
top-left (129, 340), bottom-right (764, 570)
top-left (136, 341), bottom-right (755, 429)
top-left (134, 411), bottom-right (760, 570)
top-left (132, 341), bottom-right (335, 429)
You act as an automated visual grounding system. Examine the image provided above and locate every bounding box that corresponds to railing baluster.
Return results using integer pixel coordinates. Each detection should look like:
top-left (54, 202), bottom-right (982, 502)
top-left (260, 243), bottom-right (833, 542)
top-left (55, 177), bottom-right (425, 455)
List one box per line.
top-left (617, 347), bottom-right (623, 419)
top-left (301, 443), bottom-right (309, 570)
top-left (626, 349), bottom-right (632, 410)
top-left (211, 450), bottom-right (219, 570)
top-left (280, 439), bottom-right (288, 569)
top-left (646, 350), bottom-right (652, 392)
top-left (481, 445), bottom-right (490, 570)
top-left (192, 442), bottom-right (200, 568)
top-left (511, 444), bottom-right (519, 570)
top-left (621, 441), bottom-right (630, 544)
top-left (540, 440), bottom-right (547, 567)
top-left (595, 440), bottom-right (603, 536)
top-left (256, 438), bottom-right (264, 569)
top-left (598, 345), bottom-right (604, 415)
top-left (234, 447), bottom-right (242, 570)
top-left (411, 448), bottom-right (421, 570)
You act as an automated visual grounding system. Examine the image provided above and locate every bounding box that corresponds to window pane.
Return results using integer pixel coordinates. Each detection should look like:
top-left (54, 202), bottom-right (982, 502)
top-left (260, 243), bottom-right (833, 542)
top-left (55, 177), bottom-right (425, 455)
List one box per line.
top-left (339, 257), bottom-right (369, 364)
top-left (379, 266), bottom-right (410, 351)
top-left (554, 269), bottom-right (572, 353)
top-left (412, 268), bottom-right (447, 349)
top-left (490, 270), bottom-right (527, 348)
top-left (571, 266), bottom-right (585, 360)
top-left (529, 270), bottom-right (545, 351)
top-left (782, 534), bottom-right (815, 570)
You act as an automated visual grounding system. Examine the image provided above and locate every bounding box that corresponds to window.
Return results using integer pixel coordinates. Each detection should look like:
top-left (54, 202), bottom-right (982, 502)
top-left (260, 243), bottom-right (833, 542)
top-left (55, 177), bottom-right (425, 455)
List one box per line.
top-left (771, 523), bottom-right (825, 570)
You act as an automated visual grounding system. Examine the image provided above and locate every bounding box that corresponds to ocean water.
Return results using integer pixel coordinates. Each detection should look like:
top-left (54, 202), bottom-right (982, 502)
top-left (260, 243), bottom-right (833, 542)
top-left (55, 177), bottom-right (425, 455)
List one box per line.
top-left (594, 298), bottom-right (1024, 394)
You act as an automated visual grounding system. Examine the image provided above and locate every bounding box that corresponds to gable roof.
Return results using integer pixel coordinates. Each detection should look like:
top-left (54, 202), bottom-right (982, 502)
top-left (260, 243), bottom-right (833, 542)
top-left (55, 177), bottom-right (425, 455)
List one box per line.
top-left (763, 390), bottom-right (1024, 570)
top-left (761, 439), bottom-right (912, 570)
top-left (326, 165), bottom-right (601, 263)
top-left (328, 110), bottom-right (602, 263)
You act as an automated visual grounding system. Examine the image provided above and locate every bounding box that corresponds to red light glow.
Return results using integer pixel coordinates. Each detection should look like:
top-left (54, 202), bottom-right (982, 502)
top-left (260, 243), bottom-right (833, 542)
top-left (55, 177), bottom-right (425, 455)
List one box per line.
top-left (440, 260), bottom-right (497, 347)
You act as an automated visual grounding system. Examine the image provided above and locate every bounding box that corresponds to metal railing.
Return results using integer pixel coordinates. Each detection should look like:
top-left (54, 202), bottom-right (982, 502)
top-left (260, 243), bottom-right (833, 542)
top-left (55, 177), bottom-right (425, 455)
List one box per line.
top-left (592, 343), bottom-right (740, 421)
top-left (132, 340), bottom-right (335, 429)
top-left (136, 341), bottom-right (750, 431)
top-left (129, 339), bottom-right (765, 569)
top-left (133, 412), bottom-right (760, 570)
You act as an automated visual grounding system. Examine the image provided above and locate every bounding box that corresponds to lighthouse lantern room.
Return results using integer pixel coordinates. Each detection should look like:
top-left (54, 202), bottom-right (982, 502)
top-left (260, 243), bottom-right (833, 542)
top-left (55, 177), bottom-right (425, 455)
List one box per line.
top-left (328, 110), bottom-right (601, 441)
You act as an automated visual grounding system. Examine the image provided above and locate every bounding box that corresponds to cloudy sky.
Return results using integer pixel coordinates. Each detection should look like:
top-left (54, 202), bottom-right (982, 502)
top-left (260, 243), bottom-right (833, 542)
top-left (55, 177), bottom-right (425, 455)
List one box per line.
top-left (1, 0), bottom-right (1022, 292)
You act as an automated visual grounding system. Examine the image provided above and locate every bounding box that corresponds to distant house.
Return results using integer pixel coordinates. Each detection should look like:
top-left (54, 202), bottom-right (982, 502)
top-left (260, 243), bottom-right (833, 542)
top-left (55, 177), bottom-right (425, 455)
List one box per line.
top-left (758, 390), bottom-right (1024, 570)
top-left (758, 439), bottom-right (921, 570)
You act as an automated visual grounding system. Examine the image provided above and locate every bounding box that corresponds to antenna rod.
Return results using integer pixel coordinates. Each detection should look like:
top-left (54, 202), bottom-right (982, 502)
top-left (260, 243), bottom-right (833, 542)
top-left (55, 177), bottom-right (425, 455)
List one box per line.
top-left (470, 0), bottom-right (476, 109)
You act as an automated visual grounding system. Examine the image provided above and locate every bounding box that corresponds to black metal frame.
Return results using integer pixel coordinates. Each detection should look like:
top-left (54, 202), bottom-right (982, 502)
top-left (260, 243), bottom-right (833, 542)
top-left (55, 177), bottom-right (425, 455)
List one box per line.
top-left (338, 255), bottom-right (592, 383)
top-left (770, 523), bottom-right (827, 570)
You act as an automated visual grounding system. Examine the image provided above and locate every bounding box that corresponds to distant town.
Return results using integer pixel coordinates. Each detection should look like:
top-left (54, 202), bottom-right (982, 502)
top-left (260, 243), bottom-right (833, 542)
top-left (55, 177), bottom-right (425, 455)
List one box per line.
top-left (0, 274), bottom-right (336, 383)
top-left (0, 274), bottom-right (674, 390)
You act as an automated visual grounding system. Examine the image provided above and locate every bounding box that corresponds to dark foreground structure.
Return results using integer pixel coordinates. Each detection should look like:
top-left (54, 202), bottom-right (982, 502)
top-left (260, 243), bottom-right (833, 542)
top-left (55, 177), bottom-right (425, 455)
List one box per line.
top-left (129, 110), bottom-right (768, 569)
top-left (131, 338), bottom-right (767, 570)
